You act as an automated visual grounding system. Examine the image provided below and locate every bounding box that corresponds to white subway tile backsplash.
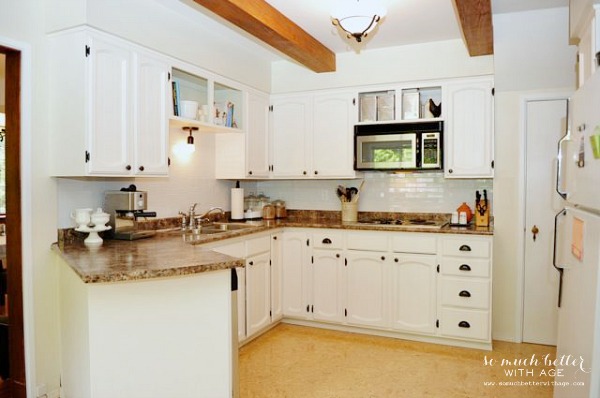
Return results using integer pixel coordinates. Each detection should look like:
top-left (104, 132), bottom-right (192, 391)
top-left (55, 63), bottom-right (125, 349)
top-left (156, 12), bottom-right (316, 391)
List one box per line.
top-left (247, 172), bottom-right (493, 215)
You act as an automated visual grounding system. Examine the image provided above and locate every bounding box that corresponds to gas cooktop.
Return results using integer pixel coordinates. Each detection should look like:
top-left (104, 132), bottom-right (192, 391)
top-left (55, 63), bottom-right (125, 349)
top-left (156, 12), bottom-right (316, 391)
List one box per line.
top-left (356, 218), bottom-right (448, 229)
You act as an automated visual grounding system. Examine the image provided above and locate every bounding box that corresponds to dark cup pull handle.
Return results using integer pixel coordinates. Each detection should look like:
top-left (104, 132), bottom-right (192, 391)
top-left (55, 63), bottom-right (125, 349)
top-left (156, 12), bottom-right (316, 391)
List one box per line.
top-left (459, 264), bottom-right (471, 271)
top-left (322, 238), bottom-right (332, 244)
top-left (458, 321), bottom-right (471, 328)
top-left (459, 245), bottom-right (472, 252)
top-left (459, 290), bottom-right (471, 298)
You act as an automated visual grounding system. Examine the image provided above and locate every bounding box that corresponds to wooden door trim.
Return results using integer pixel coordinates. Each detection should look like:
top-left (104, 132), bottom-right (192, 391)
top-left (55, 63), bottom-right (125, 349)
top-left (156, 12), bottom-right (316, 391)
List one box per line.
top-left (0, 44), bottom-right (26, 398)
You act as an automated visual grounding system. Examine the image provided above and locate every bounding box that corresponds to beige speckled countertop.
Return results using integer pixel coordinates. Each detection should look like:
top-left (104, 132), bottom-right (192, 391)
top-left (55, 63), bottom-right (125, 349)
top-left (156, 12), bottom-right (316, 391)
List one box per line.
top-left (54, 211), bottom-right (493, 284)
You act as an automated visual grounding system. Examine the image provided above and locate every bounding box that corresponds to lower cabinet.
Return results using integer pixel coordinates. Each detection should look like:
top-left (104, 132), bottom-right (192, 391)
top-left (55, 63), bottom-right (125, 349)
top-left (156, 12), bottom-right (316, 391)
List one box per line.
top-left (391, 254), bottom-right (437, 334)
top-left (345, 250), bottom-right (389, 329)
top-left (311, 248), bottom-right (345, 323)
top-left (245, 251), bottom-right (271, 336)
top-left (280, 228), bottom-right (493, 349)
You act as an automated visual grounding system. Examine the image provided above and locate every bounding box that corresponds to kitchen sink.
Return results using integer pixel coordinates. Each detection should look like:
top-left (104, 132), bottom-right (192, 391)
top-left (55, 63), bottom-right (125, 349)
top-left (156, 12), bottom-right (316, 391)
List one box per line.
top-left (162, 222), bottom-right (257, 237)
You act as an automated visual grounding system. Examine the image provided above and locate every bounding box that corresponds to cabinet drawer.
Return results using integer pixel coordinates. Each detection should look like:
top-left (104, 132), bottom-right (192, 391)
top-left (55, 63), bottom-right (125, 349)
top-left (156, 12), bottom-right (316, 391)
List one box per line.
top-left (442, 238), bottom-right (490, 258)
top-left (441, 258), bottom-right (490, 278)
top-left (391, 234), bottom-right (437, 254)
top-left (346, 231), bottom-right (389, 252)
top-left (245, 236), bottom-right (271, 257)
top-left (440, 278), bottom-right (490, 309)
top-left (439, 308), bottom-right (490, 341)
top-left (312, 231), bottom-right (344, 249)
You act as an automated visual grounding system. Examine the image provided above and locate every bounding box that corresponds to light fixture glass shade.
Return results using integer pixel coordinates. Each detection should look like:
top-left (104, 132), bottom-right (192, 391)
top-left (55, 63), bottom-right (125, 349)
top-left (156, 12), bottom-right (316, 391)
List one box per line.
top-left (331, 0), bottom-right (387, 42)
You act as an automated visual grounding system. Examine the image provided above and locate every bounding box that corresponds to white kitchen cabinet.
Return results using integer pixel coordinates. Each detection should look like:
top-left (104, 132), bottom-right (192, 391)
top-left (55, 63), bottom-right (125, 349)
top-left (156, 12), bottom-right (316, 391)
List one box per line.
top-left (49, 28), bottom-right (170, 177)
top-left (282, 230), bottom-right (311, 318)
top-left (438, 235), bottom-right (493, 343)
top-left (270, 92), bottom-right (357, 178)
top-left (311, 92), bottom-right (357, 177)
top-left (271, 94), bottom-right (312, 177)
top-left (345, 250), bottom-right (389, 329)
top-left (270, 233), bottom-right (283, 322)
top-left (311, 248), bottom-right (345, 323)
top-left (245, 251), bottom-right (271, 337)
top-left (246, 91), bottom-right (271, 178)
top-left (444, 77), bottom-right (494, 178)
top-left (391, 254), bottom-right (437, 334)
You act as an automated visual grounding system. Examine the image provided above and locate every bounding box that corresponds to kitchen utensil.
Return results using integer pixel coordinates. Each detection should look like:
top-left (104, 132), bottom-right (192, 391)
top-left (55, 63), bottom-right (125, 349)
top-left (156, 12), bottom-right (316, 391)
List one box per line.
top-left (348, 187), bottom-right (358, 202)
top-left (475, 189), bottom-right (490, 227)
top-left (337, 185), bottom-right (348, 202)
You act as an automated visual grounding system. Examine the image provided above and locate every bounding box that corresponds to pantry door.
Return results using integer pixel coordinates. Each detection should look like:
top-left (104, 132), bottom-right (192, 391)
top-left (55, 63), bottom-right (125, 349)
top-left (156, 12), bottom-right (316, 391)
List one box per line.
top-left (522, 98), bottom-right (567, 345)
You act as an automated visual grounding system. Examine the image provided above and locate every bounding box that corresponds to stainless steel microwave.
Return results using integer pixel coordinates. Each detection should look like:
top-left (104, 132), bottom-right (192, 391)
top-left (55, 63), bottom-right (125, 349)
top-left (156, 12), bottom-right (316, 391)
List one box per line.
top-left (354, 121), bottom-right (443, 171)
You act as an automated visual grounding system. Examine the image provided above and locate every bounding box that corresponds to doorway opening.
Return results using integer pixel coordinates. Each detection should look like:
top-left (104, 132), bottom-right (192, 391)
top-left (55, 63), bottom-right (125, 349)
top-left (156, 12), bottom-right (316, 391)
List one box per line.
top-left (0, 44), bottom-right (25, 398)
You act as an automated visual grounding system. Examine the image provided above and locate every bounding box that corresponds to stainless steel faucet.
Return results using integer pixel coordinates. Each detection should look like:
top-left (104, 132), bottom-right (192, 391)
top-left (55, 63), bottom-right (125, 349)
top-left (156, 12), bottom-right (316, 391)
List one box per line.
top-left (196, 207), bottom-right (225, 224)
top-left (188, 203), bottom-right (198, 230)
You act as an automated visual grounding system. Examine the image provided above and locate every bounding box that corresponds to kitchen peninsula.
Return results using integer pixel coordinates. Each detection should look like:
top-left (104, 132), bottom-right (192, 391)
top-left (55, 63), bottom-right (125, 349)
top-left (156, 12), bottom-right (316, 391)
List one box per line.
top-left (53, 234), bottom-right (243, 398)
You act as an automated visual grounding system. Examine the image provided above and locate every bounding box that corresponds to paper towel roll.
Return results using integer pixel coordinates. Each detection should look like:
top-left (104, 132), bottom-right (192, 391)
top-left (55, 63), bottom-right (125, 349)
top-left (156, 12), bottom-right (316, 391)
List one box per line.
top-left (231, 188), bottom-right (244, 221)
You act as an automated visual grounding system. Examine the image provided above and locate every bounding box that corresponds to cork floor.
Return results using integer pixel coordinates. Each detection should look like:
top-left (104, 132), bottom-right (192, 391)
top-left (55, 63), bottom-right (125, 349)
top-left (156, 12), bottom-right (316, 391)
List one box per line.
top-left (240, 324), bottom-right (557, 398)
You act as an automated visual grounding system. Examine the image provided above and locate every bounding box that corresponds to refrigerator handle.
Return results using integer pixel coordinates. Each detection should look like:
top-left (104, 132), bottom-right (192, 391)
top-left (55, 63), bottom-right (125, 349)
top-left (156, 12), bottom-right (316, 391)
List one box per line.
top-left (555, 99), bottom-right (570, 200)
top-left (552, 208), bottom-right (567, 307)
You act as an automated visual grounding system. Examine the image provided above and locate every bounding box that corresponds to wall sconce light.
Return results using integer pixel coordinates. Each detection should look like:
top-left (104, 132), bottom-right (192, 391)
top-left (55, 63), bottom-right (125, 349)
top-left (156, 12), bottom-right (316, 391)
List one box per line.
top-left (182, 126), bottom-right (198, 153)
top-left (331, 0), bottom-right (387, 43)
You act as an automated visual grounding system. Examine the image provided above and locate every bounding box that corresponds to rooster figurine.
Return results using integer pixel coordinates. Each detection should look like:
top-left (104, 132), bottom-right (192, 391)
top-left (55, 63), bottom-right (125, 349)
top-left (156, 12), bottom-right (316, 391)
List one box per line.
top-left (428, 99), bottom-right (442, 118)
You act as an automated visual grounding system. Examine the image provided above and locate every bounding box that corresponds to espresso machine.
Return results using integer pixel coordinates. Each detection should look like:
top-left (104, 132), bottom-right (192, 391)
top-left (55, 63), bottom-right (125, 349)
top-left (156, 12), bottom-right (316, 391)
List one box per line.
top-left (104, 185), bottom-right (157, 240)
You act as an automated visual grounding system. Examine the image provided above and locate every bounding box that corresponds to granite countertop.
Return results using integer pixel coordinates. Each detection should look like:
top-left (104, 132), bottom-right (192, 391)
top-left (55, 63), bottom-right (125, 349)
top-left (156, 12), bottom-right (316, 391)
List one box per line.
top-left (54, 210), bottom-right (493, 284)
top-left (52, 233), bottom-right (244, 284)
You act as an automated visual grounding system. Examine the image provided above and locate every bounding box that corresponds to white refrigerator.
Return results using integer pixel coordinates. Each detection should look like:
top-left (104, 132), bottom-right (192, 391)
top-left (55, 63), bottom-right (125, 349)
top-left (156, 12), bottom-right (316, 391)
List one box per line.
top-left (554, 70), bottom-right (600, 398)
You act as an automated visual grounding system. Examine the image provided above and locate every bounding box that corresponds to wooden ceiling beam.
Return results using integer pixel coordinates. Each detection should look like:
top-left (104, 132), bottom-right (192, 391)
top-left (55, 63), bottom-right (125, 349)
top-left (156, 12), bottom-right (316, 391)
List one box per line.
top-left (192, 0), bottom-right (336, 73)
top-left (452, 0), bottom-right (494, 56)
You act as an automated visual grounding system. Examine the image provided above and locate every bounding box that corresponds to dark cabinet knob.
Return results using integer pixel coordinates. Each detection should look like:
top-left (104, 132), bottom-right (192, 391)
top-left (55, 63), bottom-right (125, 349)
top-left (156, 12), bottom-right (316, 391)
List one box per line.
top-left (314, 170), bottom-right (318, 175)
top-left (458, 321), bottom-right (471, 328)
top-left (139, 166), bottom-right (145, 172)
top-left (336, 253), bottom-right (340, 258)
top-left (449, 169), bottom-right (453, 174)
top-left (459, 290), bottom-right (471, 298)
top-left (459, 245), bottom-right (471, 252)
top-left (303, 171), bottom-right (307, 175)
top-left (273, 236), bottom-right (277, 240)
top-left (459, 264), bottom-right (471, 271)
top-left (126, 165), bottom-right (132, 171)
top-left (394, 258), bottom-right (399, 263)
top-left (248, 170), bottom-right (253, 175)
top-left (322, 238), bottom-right (332, 244)
top-left (248, 261), bottom-right (254, 266)
top-left (381, 256), bottom-right (385, 261)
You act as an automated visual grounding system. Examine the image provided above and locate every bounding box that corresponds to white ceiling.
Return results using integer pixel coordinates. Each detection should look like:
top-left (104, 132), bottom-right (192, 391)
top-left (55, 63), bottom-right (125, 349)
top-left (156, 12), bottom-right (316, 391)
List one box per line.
top-left (261, 0), bottom-right (569, 54)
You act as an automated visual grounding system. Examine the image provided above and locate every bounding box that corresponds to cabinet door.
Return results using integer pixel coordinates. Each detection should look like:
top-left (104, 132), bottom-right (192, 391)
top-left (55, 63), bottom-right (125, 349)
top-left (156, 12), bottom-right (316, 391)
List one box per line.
top-left (282, 231), bottom-right (310, 318)
top-left (133, 52), bottom-right (170, 175)
top-left (345, 251), bottom-right (389, 328)
top-left (444, 78), bottom-right (494, 178)
top-left (311, 249), bottom-right (345, 323)
top-left (270, 233), bottom-right (283, 322)
top-left (391, 254), bottom-right (437, 334)
top-left (87, 36), bottom-right (132, 175)
top-left (246, 251), bottom-right (271, 337)
top-left (312, 92), bottom-right (357, 178)
top-left (236, 267), bottom-right (246, 342)
top-left (271, 95), bottom-right (311, 177)
top-left (246, 91), bottom-right (271, 178)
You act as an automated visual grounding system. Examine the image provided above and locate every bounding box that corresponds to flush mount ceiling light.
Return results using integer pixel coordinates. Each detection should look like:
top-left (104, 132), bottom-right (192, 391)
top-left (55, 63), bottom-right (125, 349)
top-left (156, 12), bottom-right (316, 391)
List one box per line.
top-left (331, 0), bottom-right (387, 43)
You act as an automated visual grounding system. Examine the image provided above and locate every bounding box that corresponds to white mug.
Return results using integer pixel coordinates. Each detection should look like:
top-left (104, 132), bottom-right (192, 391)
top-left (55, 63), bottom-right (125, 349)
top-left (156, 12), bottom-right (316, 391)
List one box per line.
top-left (459, 211), bottom-right (467, 225)
top-left (71, 208), bottom-right (92, 227)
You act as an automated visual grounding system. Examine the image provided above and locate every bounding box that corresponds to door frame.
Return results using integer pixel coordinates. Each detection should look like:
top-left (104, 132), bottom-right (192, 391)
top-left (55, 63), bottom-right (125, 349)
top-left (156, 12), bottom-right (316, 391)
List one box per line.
top-left (0, 35), bottom-right (34, 398)
top-left (516, 92), bottom-right (571, 343)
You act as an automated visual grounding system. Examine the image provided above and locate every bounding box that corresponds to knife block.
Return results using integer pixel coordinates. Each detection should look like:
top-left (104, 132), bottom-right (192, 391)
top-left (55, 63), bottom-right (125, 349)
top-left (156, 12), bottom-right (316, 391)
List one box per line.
top-left (475, 205), bottom-right (490, 227)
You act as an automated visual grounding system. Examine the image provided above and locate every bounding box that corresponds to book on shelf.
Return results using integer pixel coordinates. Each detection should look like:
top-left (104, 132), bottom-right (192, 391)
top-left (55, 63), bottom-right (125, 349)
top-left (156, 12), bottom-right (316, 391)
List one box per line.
top-left (172, 81), bottom-right (181, 116)
top-left (214, 101), bottom-right (235, 127)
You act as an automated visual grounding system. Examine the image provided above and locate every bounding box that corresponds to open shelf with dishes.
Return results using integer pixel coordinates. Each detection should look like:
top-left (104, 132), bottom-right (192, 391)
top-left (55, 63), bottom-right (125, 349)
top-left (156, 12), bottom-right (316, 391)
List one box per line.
top-left (170, 67), bottom-right (243, 133)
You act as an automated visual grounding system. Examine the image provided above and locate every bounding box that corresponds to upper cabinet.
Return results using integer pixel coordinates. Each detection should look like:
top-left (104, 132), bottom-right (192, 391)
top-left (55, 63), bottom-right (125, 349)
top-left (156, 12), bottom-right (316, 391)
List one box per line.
top-left (270, 91), bottom-right (357, 179)
top-left (444, 77), bottom-right (494, 178)
top-left (49, 28), bottom-right (170, 177)
top-left (570, 3), bottom-right (600, 87)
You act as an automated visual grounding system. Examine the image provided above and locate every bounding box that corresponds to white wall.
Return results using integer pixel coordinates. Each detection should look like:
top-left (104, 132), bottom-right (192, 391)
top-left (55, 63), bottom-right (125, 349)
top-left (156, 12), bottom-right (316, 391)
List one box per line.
top-left (272, 39), bottom-right (494, 93)
top-left (492, 6), bottom-right (576, 341)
